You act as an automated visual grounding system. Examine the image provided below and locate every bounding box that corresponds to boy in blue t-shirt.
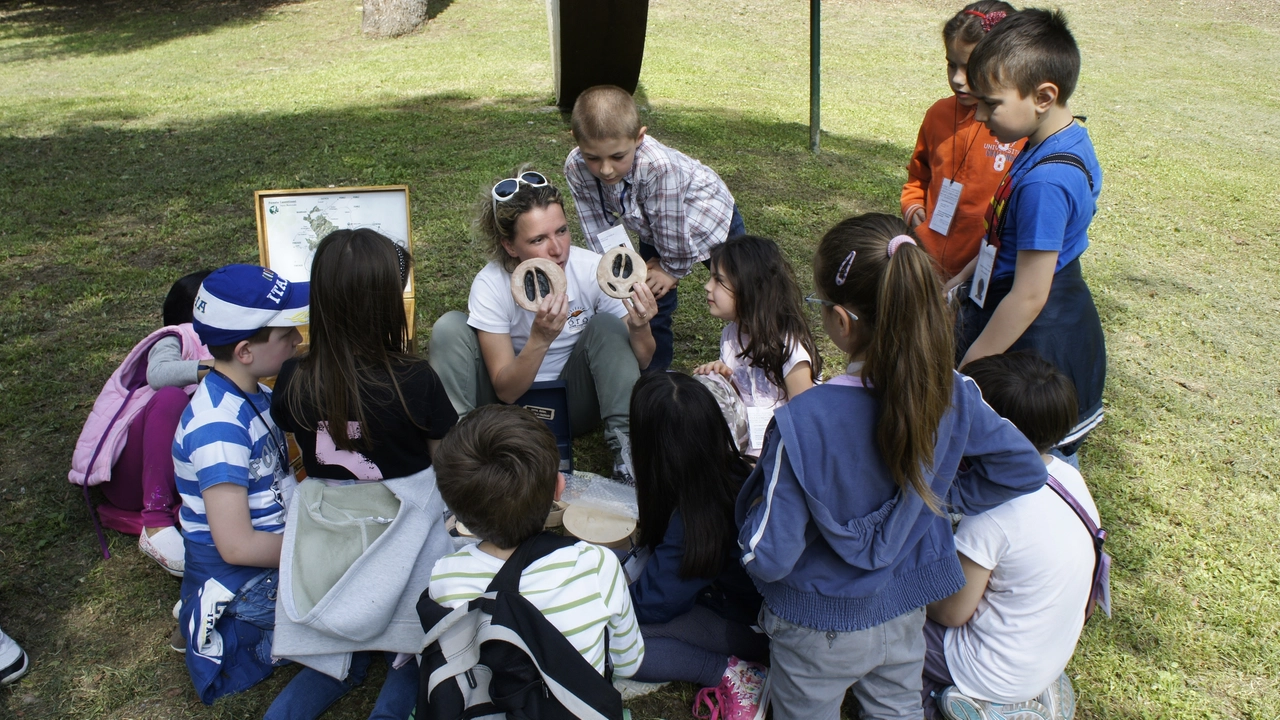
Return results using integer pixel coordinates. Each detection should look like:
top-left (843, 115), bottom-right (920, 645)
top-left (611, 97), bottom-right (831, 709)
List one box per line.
top-left (173, 264), bottom-right (308, 704)
top-left (954, 8), bottom-right (1107, 462)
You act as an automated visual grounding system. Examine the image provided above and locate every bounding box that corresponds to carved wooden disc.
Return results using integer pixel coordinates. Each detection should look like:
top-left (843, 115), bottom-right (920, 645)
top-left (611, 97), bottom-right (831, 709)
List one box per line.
top-left (510, 257), bottom-right (568, 311)
top-left (596, 246), bottom-right (647, 299)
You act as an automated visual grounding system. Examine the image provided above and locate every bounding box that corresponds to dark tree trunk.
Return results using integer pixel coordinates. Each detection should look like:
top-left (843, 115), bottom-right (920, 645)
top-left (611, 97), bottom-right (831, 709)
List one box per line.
top-left (363, 0), bottom-right (429, 38)
top-left (547, 0), bottom-right (649, 109)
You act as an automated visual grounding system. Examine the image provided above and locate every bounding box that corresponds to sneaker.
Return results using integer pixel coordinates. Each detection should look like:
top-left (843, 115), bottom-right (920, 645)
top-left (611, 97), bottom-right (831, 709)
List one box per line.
top-left (986, 699), bottom-right (1052, 720)
top-left (938, 687), bottom-right (988, 720)
top-left (169, 625), bottom-right (186, 654)
top-left (692, 657), bottom-right (769, 720)
top-left (0, 647), bottom-right (29, 685)
top-left (609, 432), bottom-right (635, 486)
top-left (1036, 672), bottom-right (1076, 720)
top-left (139, 526), bottom-right (185, 577)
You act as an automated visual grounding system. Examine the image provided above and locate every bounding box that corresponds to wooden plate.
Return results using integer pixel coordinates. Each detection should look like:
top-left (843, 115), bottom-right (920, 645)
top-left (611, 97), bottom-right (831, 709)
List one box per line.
top-left (510, 258), bottom-right (568, 311)
top-left (596, 246), bottom-right (647, 299)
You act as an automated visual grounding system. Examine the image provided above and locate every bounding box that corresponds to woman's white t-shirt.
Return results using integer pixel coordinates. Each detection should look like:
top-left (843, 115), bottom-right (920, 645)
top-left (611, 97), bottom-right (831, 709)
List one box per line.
top-left (944, 457), bottom-right (1100, 703)
top-left (467, 246), bottom-right (627, 382)
top-left (719, 323), bottom-right (811, 455)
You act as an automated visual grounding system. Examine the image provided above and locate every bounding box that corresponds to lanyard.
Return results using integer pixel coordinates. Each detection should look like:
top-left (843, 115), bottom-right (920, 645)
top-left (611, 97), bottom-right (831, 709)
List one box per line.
top-left (594, 177), bottom-right (629, 227)
top-left (210, 369), bottom-right (290, 474)
top-left (949, 101), bottom-right (982, 181)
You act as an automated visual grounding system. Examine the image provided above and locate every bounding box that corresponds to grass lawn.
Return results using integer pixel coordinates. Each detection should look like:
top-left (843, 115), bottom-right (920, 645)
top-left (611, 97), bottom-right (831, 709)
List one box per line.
top-left (1, 0), bottom-right (1277, 717)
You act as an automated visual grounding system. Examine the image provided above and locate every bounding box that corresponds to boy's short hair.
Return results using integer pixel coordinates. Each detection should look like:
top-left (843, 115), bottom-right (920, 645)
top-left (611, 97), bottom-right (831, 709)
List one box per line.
top-left (963, 351), bottom-right (1078, 453)
top-left (967, 8), bottom-right (1081, 104)
top-left (207, 326), bottom-right (275, 362)
top-left (433, 405), bottom-right (560, 549)
top-left (570, 85), bottom-right (641, 142)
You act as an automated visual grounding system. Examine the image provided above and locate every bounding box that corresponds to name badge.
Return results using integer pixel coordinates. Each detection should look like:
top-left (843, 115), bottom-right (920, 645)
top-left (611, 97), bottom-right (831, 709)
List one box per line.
top-left (928, 178), bottom-right (963, 236)
top-left (968, 239), bottom-right (998, 308)
top-left (597, 224), bottom-right (636, 253)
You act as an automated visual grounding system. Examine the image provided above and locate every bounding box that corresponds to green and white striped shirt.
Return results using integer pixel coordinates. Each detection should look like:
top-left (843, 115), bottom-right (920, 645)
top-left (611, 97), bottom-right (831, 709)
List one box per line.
top-left (429, 541), bottom-right (644, 677)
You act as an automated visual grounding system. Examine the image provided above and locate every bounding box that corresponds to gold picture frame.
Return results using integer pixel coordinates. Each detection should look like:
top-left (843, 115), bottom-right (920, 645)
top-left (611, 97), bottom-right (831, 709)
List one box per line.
top-left (253, 185), bottom-right (415, 340)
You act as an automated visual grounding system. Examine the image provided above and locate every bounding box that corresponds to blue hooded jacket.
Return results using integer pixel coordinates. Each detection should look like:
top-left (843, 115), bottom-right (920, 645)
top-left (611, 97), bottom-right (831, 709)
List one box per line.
top-left (736, 371), bottom-right (1046, 632)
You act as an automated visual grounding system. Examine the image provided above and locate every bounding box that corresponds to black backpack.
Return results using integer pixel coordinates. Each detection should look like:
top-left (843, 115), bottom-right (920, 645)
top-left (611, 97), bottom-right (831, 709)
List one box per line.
top-left (416, 532), bottom-right (624, 720)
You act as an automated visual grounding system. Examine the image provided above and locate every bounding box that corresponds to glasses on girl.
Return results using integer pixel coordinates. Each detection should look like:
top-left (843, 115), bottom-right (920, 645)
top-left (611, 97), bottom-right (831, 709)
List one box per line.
top-left (491, 171), bottom-right (550, 217)
top-left (804, 293), bottom-right (858, 322)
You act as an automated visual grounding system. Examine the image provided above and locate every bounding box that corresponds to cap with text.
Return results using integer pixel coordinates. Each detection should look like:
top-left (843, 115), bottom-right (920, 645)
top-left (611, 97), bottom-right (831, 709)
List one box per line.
top-left (192, 264), bottom-right (310, 347)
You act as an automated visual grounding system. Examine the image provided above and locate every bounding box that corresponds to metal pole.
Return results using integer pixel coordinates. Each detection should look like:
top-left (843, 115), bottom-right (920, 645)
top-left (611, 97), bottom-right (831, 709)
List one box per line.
top-left (810, 0), bottom-right (821, 153)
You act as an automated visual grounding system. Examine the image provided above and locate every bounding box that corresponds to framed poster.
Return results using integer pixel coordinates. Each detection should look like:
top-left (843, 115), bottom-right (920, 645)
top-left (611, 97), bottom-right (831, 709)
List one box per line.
top-left (254, 185), bottom-right (415, 338)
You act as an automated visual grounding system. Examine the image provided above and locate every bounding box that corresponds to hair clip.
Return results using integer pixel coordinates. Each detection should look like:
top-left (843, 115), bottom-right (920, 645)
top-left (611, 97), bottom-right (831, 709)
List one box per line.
top-left (964, 8), bottom-right (1007, 31)
top-left (835, 249), bottom-right (857, 286)
top-left (393, 243), bottom-right (409, 287)
top-left (887, 235), bottom-right (917, 257)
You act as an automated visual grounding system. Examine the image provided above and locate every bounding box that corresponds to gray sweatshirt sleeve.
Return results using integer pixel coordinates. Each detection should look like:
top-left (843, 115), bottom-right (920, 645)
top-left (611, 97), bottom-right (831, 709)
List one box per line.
top-left (147, 335), bottom-right (201, 389)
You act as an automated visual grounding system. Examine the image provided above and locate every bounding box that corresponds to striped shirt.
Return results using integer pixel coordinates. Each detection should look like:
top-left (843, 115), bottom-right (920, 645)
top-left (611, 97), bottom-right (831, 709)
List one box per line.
top-left (429, 541), bottom-right (644, 677)
top-left (565, 135), bottom-right (735, 279)
top-left (175, 372), bottom-right (288, 573)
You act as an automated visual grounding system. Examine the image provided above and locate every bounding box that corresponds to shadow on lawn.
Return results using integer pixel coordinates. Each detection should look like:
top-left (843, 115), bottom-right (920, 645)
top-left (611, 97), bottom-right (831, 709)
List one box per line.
top-left (0, 93), bottom-right (905, 717)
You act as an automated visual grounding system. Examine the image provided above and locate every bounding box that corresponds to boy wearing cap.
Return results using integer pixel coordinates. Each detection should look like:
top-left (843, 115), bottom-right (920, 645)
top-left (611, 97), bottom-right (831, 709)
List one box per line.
top-left (173, 264), bottom-right (308, 704)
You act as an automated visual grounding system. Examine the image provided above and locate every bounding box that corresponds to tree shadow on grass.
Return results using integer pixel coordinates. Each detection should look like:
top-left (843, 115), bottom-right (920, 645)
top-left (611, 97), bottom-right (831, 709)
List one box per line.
top-left (0, 0), bottom-right (305, 61)
top-left (0, 92), bottom-right (907, 718)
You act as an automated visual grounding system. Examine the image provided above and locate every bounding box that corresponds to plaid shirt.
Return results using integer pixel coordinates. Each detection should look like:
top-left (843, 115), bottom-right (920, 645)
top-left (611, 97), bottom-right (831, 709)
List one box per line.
top-left (564, 136), bottom-right (735, 279)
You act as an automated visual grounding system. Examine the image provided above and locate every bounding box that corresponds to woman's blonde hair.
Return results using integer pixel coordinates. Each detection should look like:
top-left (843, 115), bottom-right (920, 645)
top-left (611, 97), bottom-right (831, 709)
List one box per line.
top-left (473, 164), bottom-right (566, 273)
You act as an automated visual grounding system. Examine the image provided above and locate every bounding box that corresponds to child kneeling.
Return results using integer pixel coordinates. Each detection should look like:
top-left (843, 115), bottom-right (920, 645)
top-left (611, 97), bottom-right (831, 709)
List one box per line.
top-left (925, 352), bottom-right (1100, 720)
top-left (428, 405), bottom-right (644, 677)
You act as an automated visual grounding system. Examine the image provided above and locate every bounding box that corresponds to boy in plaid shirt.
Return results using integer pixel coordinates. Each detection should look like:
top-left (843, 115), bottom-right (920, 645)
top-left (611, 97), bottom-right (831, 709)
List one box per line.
top-left (564, 85), bottom-right (744, 372)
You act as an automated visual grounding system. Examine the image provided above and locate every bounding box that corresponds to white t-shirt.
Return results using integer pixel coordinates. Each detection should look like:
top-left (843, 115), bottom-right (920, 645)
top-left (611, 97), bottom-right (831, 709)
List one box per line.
top-left (720, 323), bottom-right (811, 455)
top-left (944, 457), bottom-right (1100, 703)
top-left (467, 246), bottom-right (628, 382)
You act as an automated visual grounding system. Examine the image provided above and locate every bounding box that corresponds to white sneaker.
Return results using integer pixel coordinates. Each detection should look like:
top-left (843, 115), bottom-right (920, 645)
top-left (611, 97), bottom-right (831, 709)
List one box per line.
top-left (1036, 672), bottom-right (1076, 720)
top-left (139, 526), bottom-right (185, 577)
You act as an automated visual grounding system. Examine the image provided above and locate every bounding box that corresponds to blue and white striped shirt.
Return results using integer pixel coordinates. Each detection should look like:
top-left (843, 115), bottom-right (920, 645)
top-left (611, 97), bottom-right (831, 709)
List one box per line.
top-left (175, 372), bottom-right (287, 574)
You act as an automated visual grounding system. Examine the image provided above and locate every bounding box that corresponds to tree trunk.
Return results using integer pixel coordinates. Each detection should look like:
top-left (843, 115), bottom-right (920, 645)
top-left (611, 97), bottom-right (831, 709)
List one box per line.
top-left (362, 0), bottom-right (429, 38)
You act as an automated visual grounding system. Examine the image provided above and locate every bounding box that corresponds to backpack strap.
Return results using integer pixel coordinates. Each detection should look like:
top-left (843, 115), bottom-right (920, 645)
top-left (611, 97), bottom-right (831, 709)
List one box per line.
top-left (487, 532), bottom-right (581, 595)
top-left (1046, 474), bottom-right (1112, 620)
top-left (1031, 152), bottom-right (1095, 192)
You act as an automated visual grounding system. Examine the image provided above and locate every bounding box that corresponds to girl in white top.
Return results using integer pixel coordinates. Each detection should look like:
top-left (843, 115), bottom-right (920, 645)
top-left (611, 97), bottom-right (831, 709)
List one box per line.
top-left (694, 235), bottom-right (820, 455)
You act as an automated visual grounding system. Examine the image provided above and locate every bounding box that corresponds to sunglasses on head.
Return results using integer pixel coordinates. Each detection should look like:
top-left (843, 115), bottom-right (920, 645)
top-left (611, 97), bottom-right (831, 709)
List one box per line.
top-left (491, 171), bottom-right (549, 218)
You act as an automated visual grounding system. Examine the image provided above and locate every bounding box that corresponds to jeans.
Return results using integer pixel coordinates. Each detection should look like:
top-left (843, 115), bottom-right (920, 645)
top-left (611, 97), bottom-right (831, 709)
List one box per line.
top-left (263, 651), bottom-right (419, 720)
top-left (638, 204), bottom-right (745, 373)
top-left (224, 569), bottom-right (280, 668)
top-left (631, 603), bottom-right (768, 687)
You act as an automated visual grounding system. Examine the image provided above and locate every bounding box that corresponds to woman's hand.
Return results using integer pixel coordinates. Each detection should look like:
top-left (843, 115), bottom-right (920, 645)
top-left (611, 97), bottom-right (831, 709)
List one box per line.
top-left (528, 292), bottom-right (569, 345)
top-left (622, 282), bottom-right (657, 334)
top-left (694, 360), bottom-right (733, 378)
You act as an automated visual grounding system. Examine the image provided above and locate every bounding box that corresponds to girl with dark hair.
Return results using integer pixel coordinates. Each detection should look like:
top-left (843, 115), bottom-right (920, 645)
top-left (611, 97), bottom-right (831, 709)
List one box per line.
top-left (625, 372), bottom-right (769, 720)
top-left (694, 235), bottom-right (819, 456)
top-left (268, 228), bottom-right (458, 719)
top-left (429, 167), bottom-right (658, 481)
top-left (70, 269), bottom-right (214, 575)
top-left (902, 1), bottom-right (1022, 281)
top-left (737, 213), bottom-right (1046, 720)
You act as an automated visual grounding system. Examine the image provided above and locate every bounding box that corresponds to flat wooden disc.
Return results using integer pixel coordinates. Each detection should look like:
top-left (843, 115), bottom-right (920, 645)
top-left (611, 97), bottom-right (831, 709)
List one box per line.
top-left (510, 258), bottom-right (568, 311)
top-left (596, 246), bottom-right (647, 299)
top-left (563, 504), bottom-right (636, 547)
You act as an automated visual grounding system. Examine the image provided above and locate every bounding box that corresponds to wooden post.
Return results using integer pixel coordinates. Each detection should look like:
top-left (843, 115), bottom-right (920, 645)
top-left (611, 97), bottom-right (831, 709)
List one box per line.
top-left (810, 0), bottom-right (821, 153)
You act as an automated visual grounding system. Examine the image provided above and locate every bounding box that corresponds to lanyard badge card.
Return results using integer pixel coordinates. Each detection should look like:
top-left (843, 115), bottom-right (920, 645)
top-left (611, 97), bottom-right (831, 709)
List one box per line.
top-left (597, 224), bottom-right (636, 254)
top-left (928, 179), bottom-right (964, 236)
top-left (968, 239), bottom-right (997, 308)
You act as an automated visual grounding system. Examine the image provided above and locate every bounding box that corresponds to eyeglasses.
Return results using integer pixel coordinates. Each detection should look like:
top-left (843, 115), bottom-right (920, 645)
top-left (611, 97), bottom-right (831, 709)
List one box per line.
top-left (491, 171), bottom-right (549, 218)
top-left (804, 293), bottom-right (858, 321)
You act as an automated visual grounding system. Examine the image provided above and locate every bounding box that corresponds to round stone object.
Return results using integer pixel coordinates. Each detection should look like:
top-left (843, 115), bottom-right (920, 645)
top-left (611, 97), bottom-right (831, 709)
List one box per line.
top-left (510, 257), bottom-right (568, 311)
top-left (596, 246), bottom-right (647, 299)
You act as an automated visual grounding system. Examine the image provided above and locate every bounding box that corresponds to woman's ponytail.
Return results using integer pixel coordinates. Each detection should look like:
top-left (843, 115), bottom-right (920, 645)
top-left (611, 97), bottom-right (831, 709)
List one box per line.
top-left (815, 213), bottom-right (954, 513)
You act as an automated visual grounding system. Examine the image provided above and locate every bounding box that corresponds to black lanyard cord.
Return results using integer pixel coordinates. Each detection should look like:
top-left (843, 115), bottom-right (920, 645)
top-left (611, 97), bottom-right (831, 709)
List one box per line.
top-left (209, 368), bottom-right (291, 474)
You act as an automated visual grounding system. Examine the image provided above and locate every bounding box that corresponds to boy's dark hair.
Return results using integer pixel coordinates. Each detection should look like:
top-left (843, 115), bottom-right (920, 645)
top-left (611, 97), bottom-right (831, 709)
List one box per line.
top-left (943, 1), bottom-right (1017, 47)
top-left (163, 270), bottom-right (213, 327)
top-left (967, 8), bottom-right (1080, 104)
top-left (207, 325), bottom-right (274, 362)
top-left (570, 85), bottom-right (642, 142)
top-left (433, 405), bottom-right (560, 549)
top-left (962, 351), bottom-right (1077, 453)
top-left (709, 235), bottom-right (821, 393)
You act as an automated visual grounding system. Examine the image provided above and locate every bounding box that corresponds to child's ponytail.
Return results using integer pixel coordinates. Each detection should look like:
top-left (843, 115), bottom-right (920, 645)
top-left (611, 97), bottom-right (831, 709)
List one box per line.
top-left (815, 213), bottom-right (954, 513)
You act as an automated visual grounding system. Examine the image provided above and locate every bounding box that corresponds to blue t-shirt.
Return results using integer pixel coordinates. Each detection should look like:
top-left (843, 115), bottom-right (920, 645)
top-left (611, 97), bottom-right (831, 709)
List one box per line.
top-left (992, 122), bottom-right (1102, 279)
top-left (175, 371), bottom-right (288, 584)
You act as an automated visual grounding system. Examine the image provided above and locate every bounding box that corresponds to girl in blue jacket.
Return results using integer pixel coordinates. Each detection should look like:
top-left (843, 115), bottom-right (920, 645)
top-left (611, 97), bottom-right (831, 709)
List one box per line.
top-left (737, 213), bottom-right (1046, 720)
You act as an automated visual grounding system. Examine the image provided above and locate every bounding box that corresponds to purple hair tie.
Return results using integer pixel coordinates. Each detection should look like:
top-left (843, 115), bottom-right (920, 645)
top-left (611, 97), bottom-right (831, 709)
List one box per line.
top-left (887, 235), bottom-right (917, 258)
top-left (835, 250), bottom-right (857, 286)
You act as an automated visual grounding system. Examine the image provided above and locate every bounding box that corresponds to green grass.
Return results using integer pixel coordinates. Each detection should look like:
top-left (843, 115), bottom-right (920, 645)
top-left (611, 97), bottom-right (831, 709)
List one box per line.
top-left (0, 0), bottom-right (1277, 717)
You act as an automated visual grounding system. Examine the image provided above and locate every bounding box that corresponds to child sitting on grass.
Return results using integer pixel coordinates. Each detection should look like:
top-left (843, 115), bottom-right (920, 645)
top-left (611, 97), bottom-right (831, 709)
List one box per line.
top-left (174, 265), bottom-right (307, 704)
top-left (564, 84), bottom-right (745, 372)
top-left (956, 8), bottom-right (1106, 463)
top-left (925, 351), bottom-right (1099, 720)
top-left (428, 404), bottom-right (644, 678)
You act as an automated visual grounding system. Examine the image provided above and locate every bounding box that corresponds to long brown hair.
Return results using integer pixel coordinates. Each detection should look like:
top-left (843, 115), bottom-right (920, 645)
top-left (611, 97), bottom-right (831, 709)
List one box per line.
top-left (814, 213), bottom-right (954, 513)
top-left (474, 165), bottom-right (566, 273)
top-left (286, 228), bottom-right (420, 451)
top-left (709, 235), bottom-right (821, 394)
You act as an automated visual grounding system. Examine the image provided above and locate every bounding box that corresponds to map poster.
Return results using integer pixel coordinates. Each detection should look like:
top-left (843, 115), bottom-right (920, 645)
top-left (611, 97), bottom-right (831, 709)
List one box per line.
top-left (254, 185), bottom-right (415, 337)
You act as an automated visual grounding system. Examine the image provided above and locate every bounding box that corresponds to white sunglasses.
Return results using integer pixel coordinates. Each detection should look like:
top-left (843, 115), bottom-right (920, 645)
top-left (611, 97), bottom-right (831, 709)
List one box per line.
top-left (491, 171), bottom-right (550, 218)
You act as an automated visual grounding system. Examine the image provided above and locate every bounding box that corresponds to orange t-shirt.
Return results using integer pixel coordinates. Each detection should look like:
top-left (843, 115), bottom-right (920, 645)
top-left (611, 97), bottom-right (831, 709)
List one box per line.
top-left (901, 96), bottom-right (1025, 278)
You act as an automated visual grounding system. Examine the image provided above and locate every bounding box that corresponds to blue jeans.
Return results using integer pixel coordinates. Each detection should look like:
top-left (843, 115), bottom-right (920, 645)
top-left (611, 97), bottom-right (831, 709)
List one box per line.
top-left (639, 205), bottom-right (745, 373)
top-left (263, 651), bottom-right (418, 720)
top-left (1049, 447), bottom-right (1081, 470)
top-left (225, 569), bottom-right (281, 668)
